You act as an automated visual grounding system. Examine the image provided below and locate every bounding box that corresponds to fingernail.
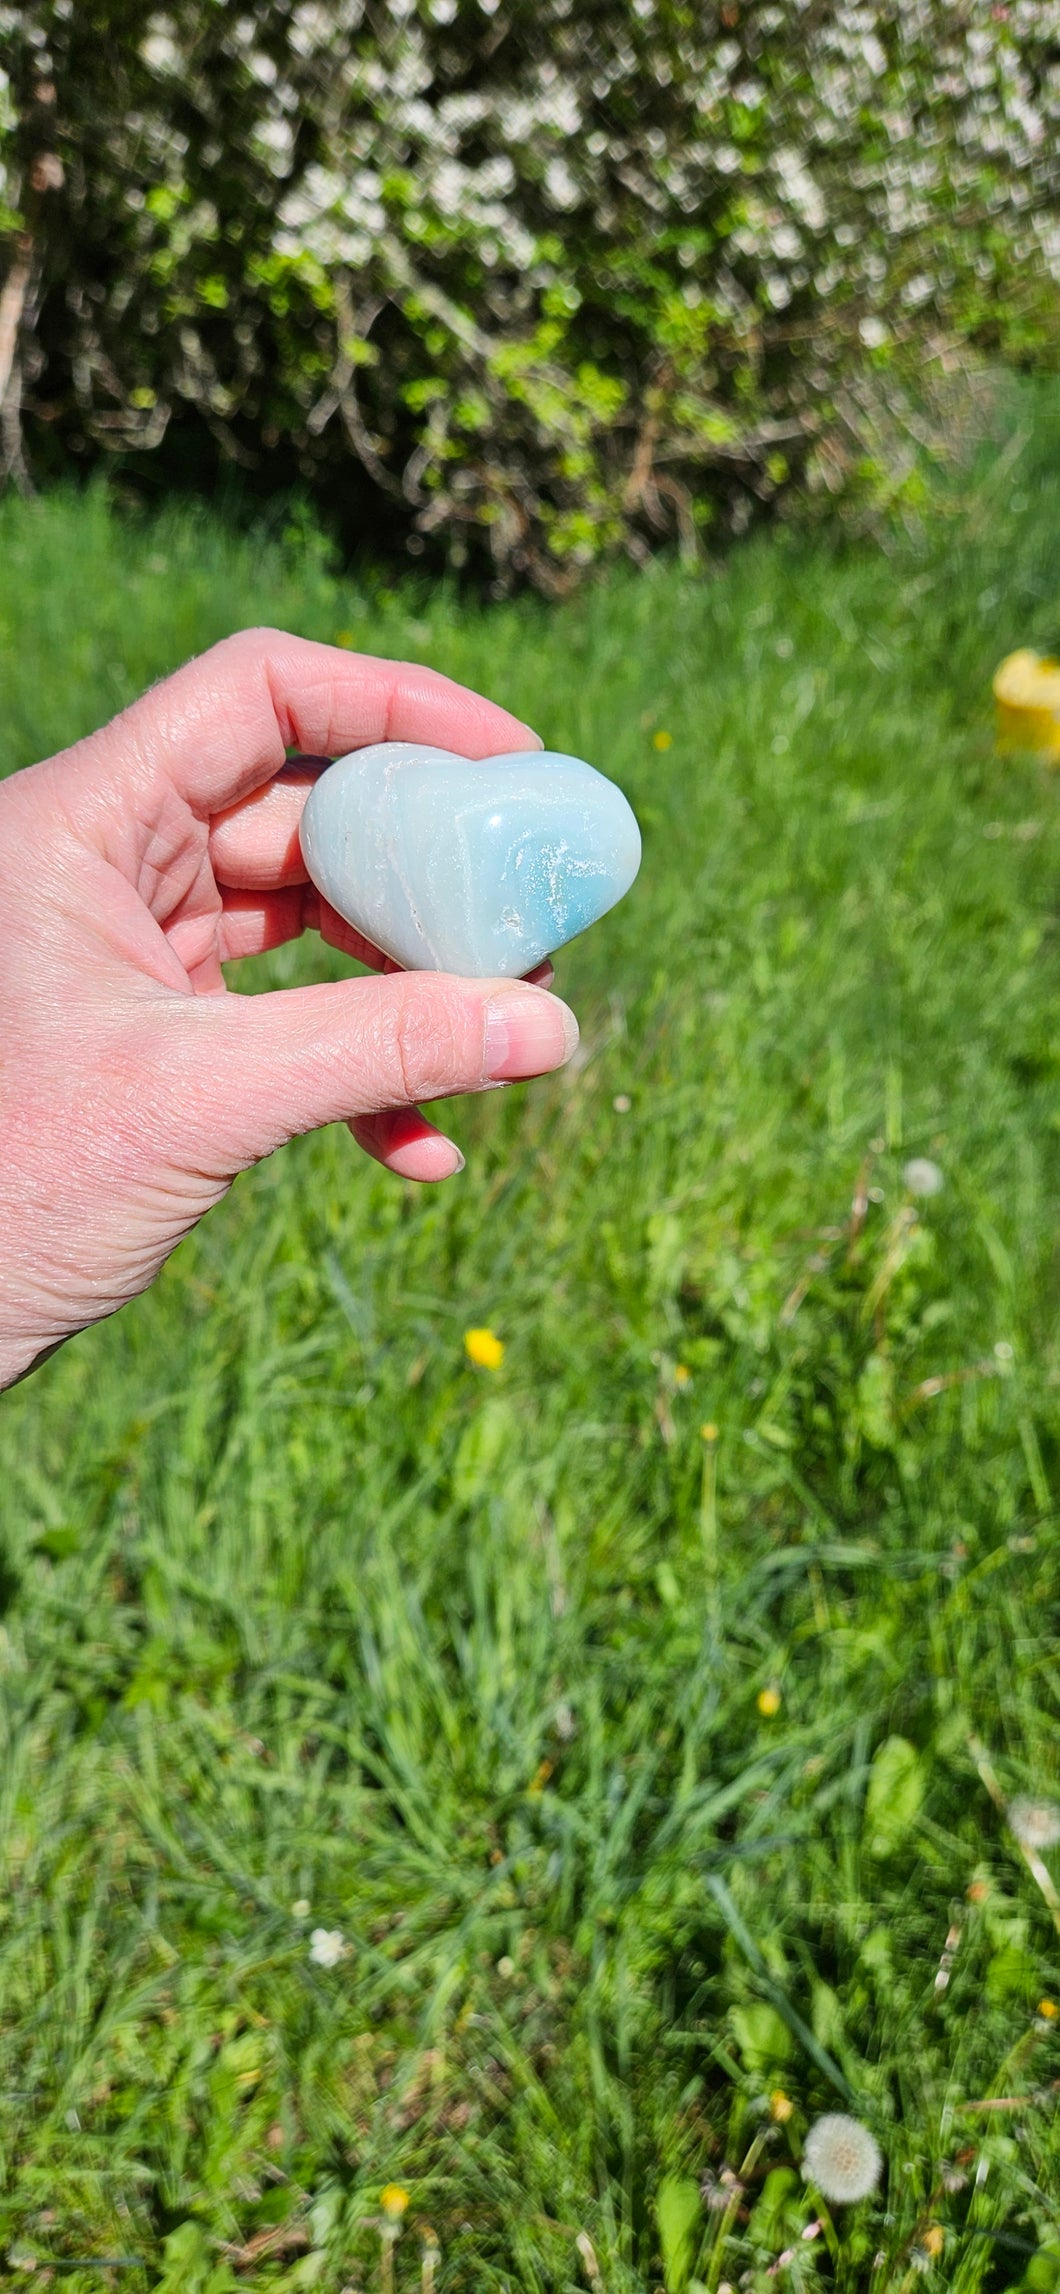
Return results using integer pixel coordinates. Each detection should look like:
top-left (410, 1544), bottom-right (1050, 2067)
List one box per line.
top-left (484, 988), bottom-right (579, 1081)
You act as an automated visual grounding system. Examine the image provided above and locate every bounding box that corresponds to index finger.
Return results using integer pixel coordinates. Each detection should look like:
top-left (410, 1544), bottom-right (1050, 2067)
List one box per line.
top-left (77, 627), bottom-right (542, 817)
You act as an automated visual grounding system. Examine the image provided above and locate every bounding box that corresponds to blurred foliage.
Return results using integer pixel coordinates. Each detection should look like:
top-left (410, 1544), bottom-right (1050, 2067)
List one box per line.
top-left (1, 1), bottom-right (1060, 588)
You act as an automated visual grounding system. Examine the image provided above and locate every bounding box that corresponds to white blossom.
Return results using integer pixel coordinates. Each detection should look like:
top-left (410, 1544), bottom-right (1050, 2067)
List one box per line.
top-left (544, 157), bottom-right (581, 211)
top-left (309, 1926), bottom-right (347, 1967)
top-left (141, 27), bottom-right (179, 72)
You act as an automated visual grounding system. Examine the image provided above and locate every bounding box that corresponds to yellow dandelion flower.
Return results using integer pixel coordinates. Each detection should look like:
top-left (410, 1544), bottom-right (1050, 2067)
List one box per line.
top-left (674, 1363), bottom-right (692, 1389)
top-left (380, 2184), bottom-right (410, 2220)
top-left (335, 629), bottom-right (356, 649)
top-left (1038, 1997), bottom-right (1058, 2019)
top-left (652, 729), bottom-right (673, 751)
top-left (770, 2089), bottom-right (795, 2123)
top-left (757, 1685), bottom-right (782, 1717)
top-left (464, 1327), bottom-right (504, 1370)
top-left (700, 1421), bottom-right (719, 1443)
top-left (922, 2225), bottom-right (945, 2260)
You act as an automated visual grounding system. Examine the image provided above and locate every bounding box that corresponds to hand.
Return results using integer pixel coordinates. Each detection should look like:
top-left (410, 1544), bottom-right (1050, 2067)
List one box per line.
top-left (0, 629), bottom-right (578, 1389)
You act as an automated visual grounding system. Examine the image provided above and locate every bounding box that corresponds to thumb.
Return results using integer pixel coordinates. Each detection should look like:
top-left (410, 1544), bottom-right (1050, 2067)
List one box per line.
top-left (178, 970), bottom-right (579, 1173)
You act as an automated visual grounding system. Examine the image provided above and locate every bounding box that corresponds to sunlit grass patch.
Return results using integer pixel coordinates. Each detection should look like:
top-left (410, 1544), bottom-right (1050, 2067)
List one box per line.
top-left (2, 383), bottom-right (1060, 2289)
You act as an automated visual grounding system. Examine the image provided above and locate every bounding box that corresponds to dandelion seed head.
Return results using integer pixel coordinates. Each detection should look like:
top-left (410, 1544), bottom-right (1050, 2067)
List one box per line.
top-left (802, 2113), bottom-right (882, 2203)
top-left (700, 2171), bottom-right (734, 2213)
top-left (902, 1157), bottom-right (943, 1197)
top-left (1008, 1796), bottom-right (1060, 1850)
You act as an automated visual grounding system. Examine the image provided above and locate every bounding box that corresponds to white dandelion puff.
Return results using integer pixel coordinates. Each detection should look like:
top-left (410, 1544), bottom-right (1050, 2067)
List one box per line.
top-left (902, 1158), bottom-right (943, 1198)
top-left (1008, 1796), bottom-right (1060, 1851)
top-left (802, 2114), bottom-right (882, 2203)
top-left (308, 1926), bottom-right (346, 1967)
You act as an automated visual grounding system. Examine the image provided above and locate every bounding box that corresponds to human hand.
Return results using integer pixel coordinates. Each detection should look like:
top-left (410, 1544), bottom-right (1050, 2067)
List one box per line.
top-left (0, 629), bottom-right (578, 1389)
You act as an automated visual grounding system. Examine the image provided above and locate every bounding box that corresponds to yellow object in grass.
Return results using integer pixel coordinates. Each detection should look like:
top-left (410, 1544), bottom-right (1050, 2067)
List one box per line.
top-left (993, 649), bottom-right (1060, 760)
top-left (464, 1326), bottom-right (505, 1370)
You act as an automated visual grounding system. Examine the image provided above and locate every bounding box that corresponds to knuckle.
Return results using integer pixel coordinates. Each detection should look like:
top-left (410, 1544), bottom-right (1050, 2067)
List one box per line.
top-left (205, 627), bottom-right (285, 691)
top-left (222, 624), bottom-right (282, 656)
top-left (386, 975), bottom-right (473, 1104)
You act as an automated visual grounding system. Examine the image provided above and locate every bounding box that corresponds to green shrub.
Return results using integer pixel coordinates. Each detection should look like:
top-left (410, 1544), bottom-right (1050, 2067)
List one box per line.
top-left (2, 0), bottom-right (1059, 587)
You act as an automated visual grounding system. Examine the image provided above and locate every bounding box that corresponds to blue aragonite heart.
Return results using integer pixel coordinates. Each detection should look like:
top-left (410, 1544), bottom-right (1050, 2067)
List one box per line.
top-left (299, 742), bottom-right (641, 977)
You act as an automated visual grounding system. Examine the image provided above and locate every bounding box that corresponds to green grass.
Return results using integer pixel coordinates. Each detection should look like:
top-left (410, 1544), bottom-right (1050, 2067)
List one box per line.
top-left (4, 378), bottom-right (1060, 2294)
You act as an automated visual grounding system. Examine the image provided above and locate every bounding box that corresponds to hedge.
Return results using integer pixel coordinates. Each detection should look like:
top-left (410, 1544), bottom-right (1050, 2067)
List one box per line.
top-left (2, 1), bottom-right (1059, 587)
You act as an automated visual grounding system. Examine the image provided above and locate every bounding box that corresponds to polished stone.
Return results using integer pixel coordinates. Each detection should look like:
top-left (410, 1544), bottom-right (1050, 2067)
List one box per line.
top-left (299, 742), bottom-right (641, 976)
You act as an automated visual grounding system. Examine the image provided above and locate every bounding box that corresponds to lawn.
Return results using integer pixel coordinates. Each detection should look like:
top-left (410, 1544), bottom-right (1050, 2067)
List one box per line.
top-left (3, 380), bottom-right (1060, 2294)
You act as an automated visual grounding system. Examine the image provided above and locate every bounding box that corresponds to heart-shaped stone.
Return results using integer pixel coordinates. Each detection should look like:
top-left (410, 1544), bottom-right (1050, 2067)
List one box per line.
top-left (299, 742), bottom-right (641, 977)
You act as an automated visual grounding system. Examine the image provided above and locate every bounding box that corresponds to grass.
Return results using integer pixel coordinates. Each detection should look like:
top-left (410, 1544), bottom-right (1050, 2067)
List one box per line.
top-left (3, 378), bottom-right (1060, 2293)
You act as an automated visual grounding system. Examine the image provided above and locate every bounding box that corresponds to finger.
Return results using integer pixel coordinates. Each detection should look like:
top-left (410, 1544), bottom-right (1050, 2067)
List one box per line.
top-left (350, 1105), bottom-right (465, 1183)
top-left (79, 628), bottom-right (543, 819)
top-left (218, 886), bottom-right (309, 964)
top-left (218, 885), bottom-right (389, 969)
top-left (210, 757), bottom-right (329, 889)
top-left (311, 890), bottom-right (389, 970)
top-left (217, 887), bottom-right (388, 969)
top-left (180, 971), bottom-right (578, 1173)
